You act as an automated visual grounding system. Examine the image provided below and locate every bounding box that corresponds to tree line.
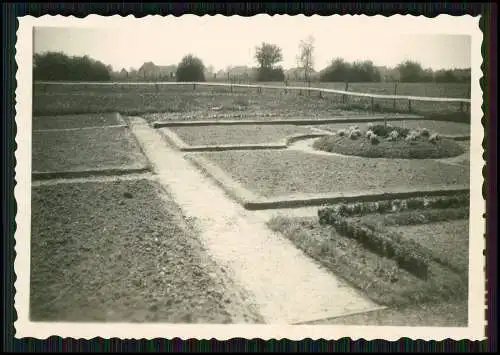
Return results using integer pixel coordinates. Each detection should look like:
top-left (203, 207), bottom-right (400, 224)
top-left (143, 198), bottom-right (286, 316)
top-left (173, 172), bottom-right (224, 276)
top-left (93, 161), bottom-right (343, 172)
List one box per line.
top-left (33, 38), bottom-right (471, 84)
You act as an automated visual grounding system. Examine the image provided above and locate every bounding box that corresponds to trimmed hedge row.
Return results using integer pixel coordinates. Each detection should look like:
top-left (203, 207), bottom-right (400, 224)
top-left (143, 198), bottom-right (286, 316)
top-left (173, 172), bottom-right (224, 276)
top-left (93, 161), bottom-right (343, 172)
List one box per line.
top-left (318, 211), bottom-right (430, 279)
top-left (318, 193), bottom-right (469, 220)
top-left (373, 207), bottom-right (469, 227)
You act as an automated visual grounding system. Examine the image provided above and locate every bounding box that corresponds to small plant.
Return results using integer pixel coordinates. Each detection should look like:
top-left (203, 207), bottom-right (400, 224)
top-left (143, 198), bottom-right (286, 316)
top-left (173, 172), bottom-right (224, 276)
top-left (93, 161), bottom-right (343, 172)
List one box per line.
top-left (337, 129), bottom-right (346, 137)
top-left (388, 130), bottom-right (399, 140)
top-left (367, 122), bottom-right (374, 129)
top-left (420, 128), bottom-right (430, 137)
top-left (429, 133), bottom-right (440, 143)
top-left (370, 134), bottom-right (380, 145)
top-left (365, 130), bottom-right (374, 138)
top-left (349, 129), bottom-right (361, 140)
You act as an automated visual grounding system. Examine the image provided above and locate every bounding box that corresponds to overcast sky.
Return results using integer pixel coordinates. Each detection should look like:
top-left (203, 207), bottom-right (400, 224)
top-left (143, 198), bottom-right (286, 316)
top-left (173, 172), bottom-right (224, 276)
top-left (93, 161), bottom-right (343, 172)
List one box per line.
top-left (33, 15), bottom-right (471, 72)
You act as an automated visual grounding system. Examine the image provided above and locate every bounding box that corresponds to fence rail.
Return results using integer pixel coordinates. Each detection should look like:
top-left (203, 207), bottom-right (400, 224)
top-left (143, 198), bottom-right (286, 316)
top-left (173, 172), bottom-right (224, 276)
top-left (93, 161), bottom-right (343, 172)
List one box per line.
top-left (34, 81), bottom-right (471, 104)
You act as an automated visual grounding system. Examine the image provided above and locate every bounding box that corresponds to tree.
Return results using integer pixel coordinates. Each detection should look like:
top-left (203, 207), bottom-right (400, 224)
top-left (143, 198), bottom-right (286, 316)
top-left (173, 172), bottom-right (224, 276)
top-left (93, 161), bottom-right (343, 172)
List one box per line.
top-left (297, 35), bottom-right (315, 83)
top-left (176, 54), bottom-right (206, 82)
top-left (255, 42), bottom-right (283, 69)
top-left (33, 51), bottom-right (111, 81)
top-left (397, 60), bottom-right (425, 83)
top-left (254, 43), bottom-right (284, 82)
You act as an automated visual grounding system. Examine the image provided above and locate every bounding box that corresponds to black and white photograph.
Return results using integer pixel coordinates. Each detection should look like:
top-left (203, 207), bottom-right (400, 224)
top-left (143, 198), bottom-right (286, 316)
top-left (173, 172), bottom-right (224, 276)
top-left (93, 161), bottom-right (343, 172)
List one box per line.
top-left (14, 14), bottom-right (485, 340)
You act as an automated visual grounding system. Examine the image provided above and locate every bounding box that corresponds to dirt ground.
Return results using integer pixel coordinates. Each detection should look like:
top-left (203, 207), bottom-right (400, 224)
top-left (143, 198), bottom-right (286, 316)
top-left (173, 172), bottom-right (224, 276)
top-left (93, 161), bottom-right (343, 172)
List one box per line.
top-left (30, 178), bottom-right (263, 323)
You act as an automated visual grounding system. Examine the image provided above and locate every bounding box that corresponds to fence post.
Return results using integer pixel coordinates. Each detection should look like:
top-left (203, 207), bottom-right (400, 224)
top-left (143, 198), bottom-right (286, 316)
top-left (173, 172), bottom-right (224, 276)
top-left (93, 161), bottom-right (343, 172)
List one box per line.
top-left (393, 81), bottom-right (398, 110)
top-left (371, 97), bottom-right (374, 111)
top-left (193, 83), bottom-right (196, 91)
top-left (155, 83), bottom-right (159, 92)
top-left (408, 99), bottom-right (412, 113)
top-left (460, 101), bottom-right (464, 112)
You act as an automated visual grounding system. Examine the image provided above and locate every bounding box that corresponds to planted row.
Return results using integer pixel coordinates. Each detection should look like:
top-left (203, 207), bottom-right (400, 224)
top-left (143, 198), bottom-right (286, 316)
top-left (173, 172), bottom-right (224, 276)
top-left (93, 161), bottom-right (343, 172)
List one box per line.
top-left (318, 194), bottom-right (469, 220)
top-left (319, 212), bottom-right (430, 279)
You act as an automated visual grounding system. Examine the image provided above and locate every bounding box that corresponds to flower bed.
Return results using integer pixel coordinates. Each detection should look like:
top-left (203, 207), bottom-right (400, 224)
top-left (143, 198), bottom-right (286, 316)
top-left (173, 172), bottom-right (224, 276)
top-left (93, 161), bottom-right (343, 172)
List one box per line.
top-left (317, 193), bottom-right (469, 219)
top-left (313, 123), bottom-right (466, 159)
top-left (313, 120), bottom-right (470, 137)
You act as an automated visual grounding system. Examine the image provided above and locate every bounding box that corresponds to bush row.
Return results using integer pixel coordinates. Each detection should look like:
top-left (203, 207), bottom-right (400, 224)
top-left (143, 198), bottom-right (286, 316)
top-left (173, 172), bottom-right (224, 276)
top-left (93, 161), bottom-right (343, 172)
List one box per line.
top-left (318, 194), bottom-right (469, 219)
top-left (318, 212), bottom-right (430, 279)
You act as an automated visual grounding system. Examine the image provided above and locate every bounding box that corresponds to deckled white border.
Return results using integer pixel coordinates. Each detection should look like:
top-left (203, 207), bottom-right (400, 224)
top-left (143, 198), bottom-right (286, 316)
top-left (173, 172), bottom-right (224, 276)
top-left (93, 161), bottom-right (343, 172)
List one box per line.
top-left (14, 14), bottom-right (485, 340)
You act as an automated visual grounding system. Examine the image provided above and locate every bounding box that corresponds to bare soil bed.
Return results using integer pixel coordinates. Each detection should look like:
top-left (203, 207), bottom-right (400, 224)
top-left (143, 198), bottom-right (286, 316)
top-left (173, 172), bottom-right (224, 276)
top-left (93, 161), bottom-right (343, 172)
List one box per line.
top-left (312, 120), bottom-right (470, 137)
top-left (313, 134), bottom-right (465, 159)
top-left (32, 126), bottom-right (149, 174)
top-left (167, 124), bottom-right (315, 146)
top-left (33, 113), bottom-right (122, 130)
top-left (30, 179), bottom-right (262, 323)
top-left (196, 150), bottom-right (470, 198)
top-left (268, 210), bottom-right (469, 326)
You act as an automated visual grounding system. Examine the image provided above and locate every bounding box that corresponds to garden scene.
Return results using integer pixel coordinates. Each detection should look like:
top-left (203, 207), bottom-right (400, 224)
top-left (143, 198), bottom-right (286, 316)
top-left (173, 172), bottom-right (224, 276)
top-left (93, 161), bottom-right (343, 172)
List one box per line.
top-left (30, 26), bottom-right (472, 326)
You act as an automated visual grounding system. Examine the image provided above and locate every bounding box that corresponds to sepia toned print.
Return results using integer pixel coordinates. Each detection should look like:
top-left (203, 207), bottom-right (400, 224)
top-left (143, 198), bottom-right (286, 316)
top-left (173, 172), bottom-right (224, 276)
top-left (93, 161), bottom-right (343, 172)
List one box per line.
top-left (14, 14), bottom-right (485, 340)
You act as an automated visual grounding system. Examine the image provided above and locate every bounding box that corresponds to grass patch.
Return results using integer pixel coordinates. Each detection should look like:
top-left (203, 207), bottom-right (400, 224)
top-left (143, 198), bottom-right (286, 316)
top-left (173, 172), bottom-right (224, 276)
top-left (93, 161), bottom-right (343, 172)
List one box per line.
top-left (268, 216), bottom-right (467, 309)
top-left (33, 113), bottom-right (122, 130)
top-left (313, 123), bottom-right (466, 159)
top-left (385, 220), bottom-right (469, 275)
top-left (197, 150), bottom-right (469, 198)
top-left (168, 125), bottom-right (314, 146)
top-left (32, 126), bottom-right (149, 174)
top-left (30, 179), bottom-right (259, 323)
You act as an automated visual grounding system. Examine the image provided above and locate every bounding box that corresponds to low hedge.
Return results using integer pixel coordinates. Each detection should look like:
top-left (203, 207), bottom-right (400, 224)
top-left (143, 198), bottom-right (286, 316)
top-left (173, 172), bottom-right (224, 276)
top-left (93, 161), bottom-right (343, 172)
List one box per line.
top-left (318, 211), bottom-right (430, 279)
top-left (318, 194), bottom-right (469, 220)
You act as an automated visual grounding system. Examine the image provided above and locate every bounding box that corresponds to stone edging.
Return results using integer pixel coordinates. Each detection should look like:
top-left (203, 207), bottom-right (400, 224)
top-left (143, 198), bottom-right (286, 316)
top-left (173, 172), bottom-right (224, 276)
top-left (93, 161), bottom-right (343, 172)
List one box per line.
top-left (151, 115), bottom-right (426, 128)
top-left (32, 167), bottom-right (151, 181)
top-left (158, 127), bottom-right (332, 152)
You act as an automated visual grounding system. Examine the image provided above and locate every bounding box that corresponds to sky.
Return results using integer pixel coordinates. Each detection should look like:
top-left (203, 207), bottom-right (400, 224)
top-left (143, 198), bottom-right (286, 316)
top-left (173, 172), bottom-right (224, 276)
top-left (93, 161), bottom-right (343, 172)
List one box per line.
top-left (33, 15), bottom-right (471, 72)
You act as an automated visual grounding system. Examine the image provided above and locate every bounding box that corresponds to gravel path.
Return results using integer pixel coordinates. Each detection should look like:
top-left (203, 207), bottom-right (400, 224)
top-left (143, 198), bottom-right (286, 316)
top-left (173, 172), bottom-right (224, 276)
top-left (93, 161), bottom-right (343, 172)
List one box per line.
top-left (127, 116), bottom-right (383, 324)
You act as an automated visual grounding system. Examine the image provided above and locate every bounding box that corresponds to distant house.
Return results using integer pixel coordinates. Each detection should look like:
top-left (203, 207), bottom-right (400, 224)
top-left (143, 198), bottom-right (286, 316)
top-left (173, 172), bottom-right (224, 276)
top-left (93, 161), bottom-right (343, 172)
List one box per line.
top-left (119, 68), bottom-right (129, 79)
top-left (138, 62), bottom-right (177, 81)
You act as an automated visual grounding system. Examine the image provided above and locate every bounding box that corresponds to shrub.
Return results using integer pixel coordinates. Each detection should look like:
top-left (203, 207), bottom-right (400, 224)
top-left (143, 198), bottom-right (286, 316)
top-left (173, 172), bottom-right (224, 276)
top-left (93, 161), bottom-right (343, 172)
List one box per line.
top-left (320, 212), bottom-right (430, 279)
top-left (371, 124), bottom-right (410, 138)
top-left (420, 128), bottom-right (430, 137)
top-left (337, 129), bottom-right (347, 137)
top-left (176, 54), bottom-right (206, 82)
